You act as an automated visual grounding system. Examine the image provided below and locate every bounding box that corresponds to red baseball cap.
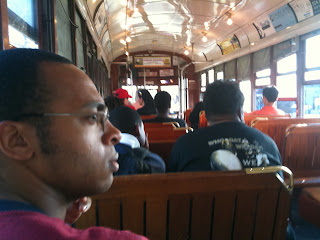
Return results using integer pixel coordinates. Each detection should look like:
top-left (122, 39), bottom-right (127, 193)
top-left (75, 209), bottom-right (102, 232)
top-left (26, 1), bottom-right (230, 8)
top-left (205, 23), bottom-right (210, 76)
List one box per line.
top-left (114, 88), bottom-right (132, 99)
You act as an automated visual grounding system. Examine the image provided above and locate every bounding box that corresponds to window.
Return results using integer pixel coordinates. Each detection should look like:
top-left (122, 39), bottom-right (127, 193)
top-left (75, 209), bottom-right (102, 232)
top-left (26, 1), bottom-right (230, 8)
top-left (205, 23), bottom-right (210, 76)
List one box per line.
top-left (304, 84), bottom-right (320, 117)
top-left (208, 69), bottom-right (214, 83)
top-left (255, 69), bottom-right (270, 86)
top-left (160, 85), bottom-right (180, 112)
top-left (201, 73), bottom-right (206, 92)
top-left (277, 54), bottom-right (296, 74)
top-left (255, 88), bottom-right (263, 110)
top-left (217, 71), bottom-right (224, 81)
top-left (7, 0), bottom-right (38, 48)
top-left (75, 9), bottom-right (85, 70)
top-left (239, 80), bottom-right (251, 113)
top-left (305, 35), bottom-right (320, 81)
top-left (56, 0), bottom-right (73, 61)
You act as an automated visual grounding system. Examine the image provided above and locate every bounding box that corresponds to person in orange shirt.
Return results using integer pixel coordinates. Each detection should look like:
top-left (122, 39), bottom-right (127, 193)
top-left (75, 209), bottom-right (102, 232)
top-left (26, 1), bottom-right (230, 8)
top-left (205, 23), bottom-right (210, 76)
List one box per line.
top-left (250, 85), bottom-right (285, 115)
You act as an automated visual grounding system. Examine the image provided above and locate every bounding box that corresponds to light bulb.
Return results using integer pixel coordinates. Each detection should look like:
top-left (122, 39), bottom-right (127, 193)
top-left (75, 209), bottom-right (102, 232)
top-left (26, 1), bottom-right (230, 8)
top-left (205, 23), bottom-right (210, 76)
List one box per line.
top-left (126, 51), bottom-right (129, 56)
top-left (126, 36), bottom-right (131, 42)
top-left (121, 0), bottom-right (127, 6)
top-left (184, 49), bottom-right (189, 55)
top-left (202, 35), bottom-right (207, 42)
top-left (227, 18), bottom-right (233, 25)
top-left (120, 39), bottom-right (126, 45)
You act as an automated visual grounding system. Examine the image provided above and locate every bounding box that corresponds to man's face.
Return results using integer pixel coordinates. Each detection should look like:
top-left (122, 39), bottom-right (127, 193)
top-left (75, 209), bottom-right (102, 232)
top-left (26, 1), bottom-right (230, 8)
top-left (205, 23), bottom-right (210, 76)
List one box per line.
top-left (31, 62), bottom-right (121, 200)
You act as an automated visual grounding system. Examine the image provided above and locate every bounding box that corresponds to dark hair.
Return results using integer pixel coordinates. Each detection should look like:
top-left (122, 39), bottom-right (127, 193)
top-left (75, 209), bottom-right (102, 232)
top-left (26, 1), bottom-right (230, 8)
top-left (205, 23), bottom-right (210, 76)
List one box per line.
top-left (104, 95), bottom-right (124, 111)
top-left (109, 106), bottom-right (142, 134)
top-left (0, 48), bottom-right (72, 154)
top-left (263, 85), bottom-right (279, 103)
top-left (0, 48), bottom-right (72, 121)
top-left (154, 91), bottom-right (171, 113)
top-left (204, 81), bottom-right (244, 116)
top-left (137, 89), bottom-right (156, 115)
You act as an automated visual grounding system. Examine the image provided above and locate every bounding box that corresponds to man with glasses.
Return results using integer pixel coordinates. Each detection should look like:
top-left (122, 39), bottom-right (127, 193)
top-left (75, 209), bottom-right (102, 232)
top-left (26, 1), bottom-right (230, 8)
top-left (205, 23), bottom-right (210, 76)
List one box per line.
top-left (0, 49), bottom-right (147, 239)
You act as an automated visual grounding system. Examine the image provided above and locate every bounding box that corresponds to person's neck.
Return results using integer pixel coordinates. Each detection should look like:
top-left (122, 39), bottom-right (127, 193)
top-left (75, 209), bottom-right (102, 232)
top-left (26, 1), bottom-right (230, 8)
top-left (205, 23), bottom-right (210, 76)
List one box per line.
top-left (157, 111), bottom-right (169, 118)
top-left (0, 161), bottom-right (70, 220)
top-left (264, 101), bottom-right (276, 107)
top-left (207, 114), bottom-right (241, 126)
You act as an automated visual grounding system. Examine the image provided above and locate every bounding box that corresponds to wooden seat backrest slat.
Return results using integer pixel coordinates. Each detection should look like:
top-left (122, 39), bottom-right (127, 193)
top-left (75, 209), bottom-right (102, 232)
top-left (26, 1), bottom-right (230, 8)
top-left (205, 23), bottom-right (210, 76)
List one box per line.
top-left (283, 123), bottom-right (320, 179)
top-left (141, 114), bottom-right (157, 120)
top-left (245, 114), bottom-right (291, 127)
top-left (75, 170), bottom-right (291, 240)
top-left (252, 118), bottom-right (320, 157)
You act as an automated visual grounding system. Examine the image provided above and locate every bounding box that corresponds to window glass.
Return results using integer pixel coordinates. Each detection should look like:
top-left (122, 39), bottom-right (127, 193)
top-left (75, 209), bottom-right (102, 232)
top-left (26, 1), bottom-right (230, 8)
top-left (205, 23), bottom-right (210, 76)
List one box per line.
top-left (306, 35), bottom-right (320, 69)
top-left (138, 85), bottom-right (158, 98)
top-left (277, 54), bottom-right (296, 74)
top-left (201, 73), bottom-right (206, 87)
top-left (239, 79), bottom-right (251, 113)
top-left (7, 0), bottom-right (38, 48)
top-left (255, 88), bottom-right (263, 110)
top-left (256, 68), bottom-right (270, 78)
top-left (208, 69), bottom-right (214, 83)
top-left (256, 77), bottom-right (271, 86)
top-left (276, 74), bottom-right (297, 98)
top-left (304, 84), bottom-right (320, 117)
top-left (305, 70), bottom-right (320, 81)
top-left (160, 85), bottom-right (180, 112)
top-left (217, 71), bottom-right (224, 81)
top-left (277, 101), bottom-right (296, 117)
top-left (56, 0), bottom-right (73, 61)
top-left (75, 10), bottom-right (85, 70)
top-left (201, 87), bottom-right (206, 92)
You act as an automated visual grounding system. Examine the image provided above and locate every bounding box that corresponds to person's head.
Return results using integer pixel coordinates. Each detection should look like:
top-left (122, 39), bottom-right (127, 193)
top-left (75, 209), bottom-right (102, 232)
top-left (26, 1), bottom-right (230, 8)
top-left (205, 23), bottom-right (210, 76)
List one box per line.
top-left (154, 91), bottom-right (171, 114)
top-left (115, 88), bottom-right (132, 105)
top-left (104, 95), bottom-right (124, 111)
top-left (204, 81), bottom-right (244, 123)
top-left (262, 85), bottom-right (279, 104)
top-left (109, 106), bottom-right (146, 146)
top-left (137, 89), bottom-right (156, 112)
top-left (0, 48), bottom-right (121, 203)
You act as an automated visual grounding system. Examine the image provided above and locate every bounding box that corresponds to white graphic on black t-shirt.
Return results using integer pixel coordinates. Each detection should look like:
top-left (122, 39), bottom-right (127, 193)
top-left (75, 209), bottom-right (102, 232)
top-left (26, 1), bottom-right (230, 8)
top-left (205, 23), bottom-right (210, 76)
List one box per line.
top-left (208, 138), bottom-right (270, 170)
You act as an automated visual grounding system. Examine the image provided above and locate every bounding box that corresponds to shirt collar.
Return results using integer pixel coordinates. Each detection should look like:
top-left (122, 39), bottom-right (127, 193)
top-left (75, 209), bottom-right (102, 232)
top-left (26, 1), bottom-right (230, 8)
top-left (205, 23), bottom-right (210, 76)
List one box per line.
top-left (119, 133), bottom-right (140, 148)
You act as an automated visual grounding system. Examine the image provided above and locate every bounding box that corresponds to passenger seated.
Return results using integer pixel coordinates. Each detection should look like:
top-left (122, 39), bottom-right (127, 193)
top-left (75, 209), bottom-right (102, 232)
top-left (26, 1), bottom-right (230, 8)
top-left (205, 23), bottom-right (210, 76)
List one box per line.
top-left (249, 85), bottom-right (285, 115)
top-left (189, 101), bottom-right (204, 129)
top-left (104, 95), bottom-right (124, 111)
top-left (0, 48), bottom-right (147, 240)
top-left (109, 106), bottom-right (165, 175)
top-left (168, 81), bottom-right (282, 172)
top-left (114, 88), bottom-right (136, 110)
top-left (144, 91), bottom-right (187, 127)
top-left (136, 89), bottom-right (157, 116)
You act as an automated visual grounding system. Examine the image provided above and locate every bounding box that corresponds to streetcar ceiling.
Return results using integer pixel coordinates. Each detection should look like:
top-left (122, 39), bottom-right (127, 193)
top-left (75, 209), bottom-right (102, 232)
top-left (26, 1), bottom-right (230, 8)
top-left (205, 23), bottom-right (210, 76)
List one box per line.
top-left (82, 0), bottom-right (320, 70)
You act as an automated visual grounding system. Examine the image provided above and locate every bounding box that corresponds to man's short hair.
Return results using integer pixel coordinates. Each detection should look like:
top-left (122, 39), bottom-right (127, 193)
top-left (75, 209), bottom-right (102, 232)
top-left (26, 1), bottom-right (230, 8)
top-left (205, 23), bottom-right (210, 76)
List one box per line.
top-left (263, 85), bottom-right (279, 103)
top-left (204, 81), bottom-right (244, 116)
top-left (154, 91), bottom-right (171, 113)
top-left (0, 48), bottom-right (72, 154)
top-left (0, 48), bottom-right (72, 121)
top-left (109, 106), bottom-right (142, 134)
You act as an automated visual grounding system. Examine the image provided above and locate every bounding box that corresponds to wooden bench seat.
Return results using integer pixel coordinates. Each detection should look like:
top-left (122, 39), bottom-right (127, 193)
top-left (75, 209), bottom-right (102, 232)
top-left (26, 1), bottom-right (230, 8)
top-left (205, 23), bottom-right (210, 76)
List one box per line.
top-left (75, 166), bottom-right (292, 240)
top-left (282, 123), bottom-right (320, 182)
top-left (252, 118), bottom-right (320, 157)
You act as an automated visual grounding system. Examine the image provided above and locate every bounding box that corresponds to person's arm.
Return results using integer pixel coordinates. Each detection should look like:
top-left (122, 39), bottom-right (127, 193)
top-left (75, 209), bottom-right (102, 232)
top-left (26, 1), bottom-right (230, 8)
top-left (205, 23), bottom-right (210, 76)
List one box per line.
top-left (64, 197), bottom-right (92, 224)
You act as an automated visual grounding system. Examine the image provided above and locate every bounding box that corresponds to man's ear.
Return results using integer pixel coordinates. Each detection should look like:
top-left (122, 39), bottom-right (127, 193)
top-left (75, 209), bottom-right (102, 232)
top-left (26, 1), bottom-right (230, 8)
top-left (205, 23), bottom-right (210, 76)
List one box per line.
top-left (238, 109), bottom-right (244, 123)
top-left (0, 121), bottom-right (34, 161)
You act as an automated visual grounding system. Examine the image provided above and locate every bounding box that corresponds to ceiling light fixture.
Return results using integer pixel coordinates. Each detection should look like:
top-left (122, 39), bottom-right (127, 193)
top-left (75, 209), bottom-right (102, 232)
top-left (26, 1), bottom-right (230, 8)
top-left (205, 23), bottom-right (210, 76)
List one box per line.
top-left (120, 39), bottom-right (126, 45)
top-left (204, 21), bottom-right (209, 30)
top-left (226, 12), bottom-right (233, 25)
top-left (202, 32), bottom-right (208, 43)
top-left (121, 0), bottom-right (127, 6)
top-left (184, 49), bottom-right (189, 55)
top-left (126, 36), bottom-right (132, 42)
top-left (126, 51), bottom-right (129, 56)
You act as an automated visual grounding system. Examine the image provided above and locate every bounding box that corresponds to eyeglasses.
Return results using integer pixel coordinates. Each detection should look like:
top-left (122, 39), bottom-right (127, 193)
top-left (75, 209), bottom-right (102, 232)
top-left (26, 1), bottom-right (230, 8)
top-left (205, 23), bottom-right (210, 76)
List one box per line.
top-left (14, 111), bottom-right (109, 132)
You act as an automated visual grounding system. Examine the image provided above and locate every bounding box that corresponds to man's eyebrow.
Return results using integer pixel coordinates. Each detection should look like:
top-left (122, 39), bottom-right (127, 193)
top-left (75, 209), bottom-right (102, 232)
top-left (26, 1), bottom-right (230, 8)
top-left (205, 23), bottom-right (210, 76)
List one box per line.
top-left (81, 102), bottom-right (106, 111)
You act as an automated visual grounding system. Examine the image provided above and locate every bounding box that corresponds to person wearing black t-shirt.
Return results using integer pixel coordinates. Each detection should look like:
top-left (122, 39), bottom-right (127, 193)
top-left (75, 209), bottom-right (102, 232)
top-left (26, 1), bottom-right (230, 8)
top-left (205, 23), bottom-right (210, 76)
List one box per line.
top-left (144, 91), bottom-right (187, 127)
top-left (168, 81), bottom-right (281, 172)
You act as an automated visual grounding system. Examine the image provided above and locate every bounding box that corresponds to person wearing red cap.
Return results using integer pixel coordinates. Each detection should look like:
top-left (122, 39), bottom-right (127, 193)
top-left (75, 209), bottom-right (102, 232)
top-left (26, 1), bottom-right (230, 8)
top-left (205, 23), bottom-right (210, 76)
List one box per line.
top-left (114, 88), bottom-right (136, 110)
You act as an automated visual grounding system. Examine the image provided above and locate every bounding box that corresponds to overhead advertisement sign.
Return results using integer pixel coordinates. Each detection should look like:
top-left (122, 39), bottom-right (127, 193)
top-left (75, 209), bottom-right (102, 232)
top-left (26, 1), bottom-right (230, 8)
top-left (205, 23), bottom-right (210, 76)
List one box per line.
top-left (134, 56), bottom-right (171, 68)
top-left (290, 0), bottom-right (314, 21)
top-left (268, 4), bottom-right (297, 32)
top-left (253, 15), bottom-right (276, 39)
top-left (159, 69), bottom-right (174, 77)
top-left (217, 35), bottom-right (241, 55)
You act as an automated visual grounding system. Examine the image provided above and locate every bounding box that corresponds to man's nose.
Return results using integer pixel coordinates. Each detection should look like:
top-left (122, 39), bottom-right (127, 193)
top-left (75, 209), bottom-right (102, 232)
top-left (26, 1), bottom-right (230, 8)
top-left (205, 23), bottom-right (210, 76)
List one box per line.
top-left (102, 120), bottom-right (121, 145)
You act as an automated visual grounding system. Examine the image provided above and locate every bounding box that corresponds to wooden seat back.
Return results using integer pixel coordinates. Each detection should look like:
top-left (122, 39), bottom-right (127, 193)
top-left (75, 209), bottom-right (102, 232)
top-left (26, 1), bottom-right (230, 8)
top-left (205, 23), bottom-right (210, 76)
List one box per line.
top-left (141, 114), bottom-right (157, 120)
top-left (283, 123), bottom-right (320, 180)
top-left (75, 168), bottom-right (292, 240)
top-left (244, 114), bottom-right (291, 126)
top-left (252, 118), bottom-right (320, 157)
